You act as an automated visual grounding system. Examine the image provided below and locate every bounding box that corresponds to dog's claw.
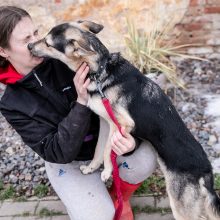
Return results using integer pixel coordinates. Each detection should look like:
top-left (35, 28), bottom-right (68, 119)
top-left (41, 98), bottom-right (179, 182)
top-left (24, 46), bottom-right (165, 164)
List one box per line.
top-left (101, 169), bottom-right (112, 182)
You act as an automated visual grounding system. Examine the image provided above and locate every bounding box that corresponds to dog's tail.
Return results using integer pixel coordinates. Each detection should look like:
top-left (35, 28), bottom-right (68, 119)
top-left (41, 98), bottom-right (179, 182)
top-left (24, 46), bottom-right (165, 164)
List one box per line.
top-left (200, 175), bottom-right (220, 220)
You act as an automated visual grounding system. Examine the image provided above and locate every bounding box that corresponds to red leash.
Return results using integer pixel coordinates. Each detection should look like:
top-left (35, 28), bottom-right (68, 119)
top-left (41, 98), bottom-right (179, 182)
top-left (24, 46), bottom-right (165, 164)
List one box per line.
top-left (102, 97), bottom-right (123, 220)
top-left (95, 77), bottom-right (123, 220)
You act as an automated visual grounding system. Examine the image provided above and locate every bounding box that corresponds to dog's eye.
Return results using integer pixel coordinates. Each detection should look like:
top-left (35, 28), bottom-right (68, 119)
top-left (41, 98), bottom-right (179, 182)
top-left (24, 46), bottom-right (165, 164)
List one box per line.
top-left (66, 39), bottom-right (78, 52)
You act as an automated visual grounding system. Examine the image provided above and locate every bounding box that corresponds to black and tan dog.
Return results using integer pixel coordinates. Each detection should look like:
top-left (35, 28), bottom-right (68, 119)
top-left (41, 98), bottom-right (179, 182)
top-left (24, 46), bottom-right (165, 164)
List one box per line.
top-left (28, 21), bottom-right (220, 220)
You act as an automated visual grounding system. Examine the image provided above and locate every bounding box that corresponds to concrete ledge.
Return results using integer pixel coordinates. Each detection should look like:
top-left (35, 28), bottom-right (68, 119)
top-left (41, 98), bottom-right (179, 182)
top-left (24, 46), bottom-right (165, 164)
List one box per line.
top-left (131, 195), bottom-right (170, 209)
top-left (135, 213), bottom-right (174, 220)
top-left (0, 195), bottom-right (172, 220)
top-left (131, 195), bottom-right (155, 208)
top-left (0, 201), bottom-right (38, 216)
top-left (35, 200), bottom-right (68, 215)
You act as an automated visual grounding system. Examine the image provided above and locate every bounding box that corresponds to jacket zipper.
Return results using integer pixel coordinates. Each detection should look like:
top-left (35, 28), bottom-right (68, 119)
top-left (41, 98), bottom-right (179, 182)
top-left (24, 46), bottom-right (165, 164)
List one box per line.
top-left (34, 72), bottom-right (43, 86)
top-left (33, 70), bottom-right (69, 113)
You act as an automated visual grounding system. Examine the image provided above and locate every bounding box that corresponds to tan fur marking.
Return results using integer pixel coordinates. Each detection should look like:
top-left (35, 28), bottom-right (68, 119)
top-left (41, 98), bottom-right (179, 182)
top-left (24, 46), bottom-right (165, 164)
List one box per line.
top-left (64, 28), bottom-right (82, 41)
top-left (45, 35), bottom-right (53, 46)
top-left (115, 105), bottom-right (134, 132)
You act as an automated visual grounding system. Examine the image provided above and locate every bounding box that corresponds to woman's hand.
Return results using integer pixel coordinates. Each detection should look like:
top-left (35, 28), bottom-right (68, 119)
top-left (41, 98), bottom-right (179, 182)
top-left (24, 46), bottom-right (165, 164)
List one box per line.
top-left (111, 127), bottom-right (136, 156)
top-left (73, 62), bottom-right (90, 105)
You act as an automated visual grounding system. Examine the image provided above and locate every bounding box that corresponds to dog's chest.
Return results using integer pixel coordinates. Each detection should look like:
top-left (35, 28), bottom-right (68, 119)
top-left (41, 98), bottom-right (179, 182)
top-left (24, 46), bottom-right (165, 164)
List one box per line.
top-left (87, 96), bottom-right (110, 121)
top-left (87, 83), bottom-right (122, 123)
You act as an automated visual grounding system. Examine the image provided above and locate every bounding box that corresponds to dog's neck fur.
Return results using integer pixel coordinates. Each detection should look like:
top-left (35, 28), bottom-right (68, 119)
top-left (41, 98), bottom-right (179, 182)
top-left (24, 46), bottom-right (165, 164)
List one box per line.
top-left (89, 52), bottom-right (121, 80)
top-left (89, 55), bottom-right (109, 82)
top-left (87, 52), bottom-right (122, 96)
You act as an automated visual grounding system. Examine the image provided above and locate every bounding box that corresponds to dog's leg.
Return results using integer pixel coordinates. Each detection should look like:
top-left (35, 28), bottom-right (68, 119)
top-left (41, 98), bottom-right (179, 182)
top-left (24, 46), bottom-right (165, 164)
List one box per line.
top-left (100, 122), bottom-right (115, 182)
top-left (80, 117), bottom-right (109, 174)
top-left (100, 105), bottom-right (135, 182)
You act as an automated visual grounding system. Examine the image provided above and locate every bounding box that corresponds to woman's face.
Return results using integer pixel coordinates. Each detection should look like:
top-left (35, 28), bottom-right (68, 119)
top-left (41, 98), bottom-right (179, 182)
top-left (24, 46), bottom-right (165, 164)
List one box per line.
top-left (3, 16), bottom-right (43, 74)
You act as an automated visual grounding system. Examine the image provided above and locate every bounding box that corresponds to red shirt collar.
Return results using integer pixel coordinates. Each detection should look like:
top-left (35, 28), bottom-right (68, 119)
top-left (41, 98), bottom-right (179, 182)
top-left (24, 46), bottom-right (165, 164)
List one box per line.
top-left (0, 64), bottom-right (24, 85)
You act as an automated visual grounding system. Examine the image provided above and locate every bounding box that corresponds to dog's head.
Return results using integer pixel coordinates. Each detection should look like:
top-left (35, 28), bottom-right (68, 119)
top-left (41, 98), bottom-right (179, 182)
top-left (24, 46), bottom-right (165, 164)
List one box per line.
top-left (28, 20), bottom-right (109, 75)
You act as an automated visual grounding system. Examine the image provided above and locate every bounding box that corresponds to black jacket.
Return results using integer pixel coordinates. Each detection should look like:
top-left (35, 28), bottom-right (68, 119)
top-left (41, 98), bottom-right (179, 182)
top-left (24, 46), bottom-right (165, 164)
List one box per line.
top-left (0, 59), bottom-right (99, 163)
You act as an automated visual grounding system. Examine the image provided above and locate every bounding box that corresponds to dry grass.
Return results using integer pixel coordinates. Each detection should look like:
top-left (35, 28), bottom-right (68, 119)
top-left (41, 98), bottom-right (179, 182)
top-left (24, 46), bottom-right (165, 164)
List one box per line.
top-left (124, 16), bottom-right (205, 88)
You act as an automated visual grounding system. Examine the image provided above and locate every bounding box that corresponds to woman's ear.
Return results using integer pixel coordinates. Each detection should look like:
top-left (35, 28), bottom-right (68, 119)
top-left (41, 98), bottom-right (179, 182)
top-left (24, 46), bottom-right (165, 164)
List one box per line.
top-left (0, 47), bottom-right (9, 59)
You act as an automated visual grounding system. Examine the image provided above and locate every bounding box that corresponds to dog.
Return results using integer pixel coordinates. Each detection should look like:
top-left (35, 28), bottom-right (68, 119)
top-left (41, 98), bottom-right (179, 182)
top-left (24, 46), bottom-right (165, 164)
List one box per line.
top-left (28, 20), bottom-right (220, 220)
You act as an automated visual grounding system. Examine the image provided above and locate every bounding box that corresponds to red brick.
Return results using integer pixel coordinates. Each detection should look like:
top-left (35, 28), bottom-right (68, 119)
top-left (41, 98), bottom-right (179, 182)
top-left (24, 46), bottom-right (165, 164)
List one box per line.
top-left (205, 7), bottom-right (220, 13)
top-left (176, 34), bottom-right (209, 45)
top-left (183, 23), bottom-right (204, 31)
top-left (190, 0), bottom-right (199, 6)
top-left (190, 0), bottom-right (205, 6)
top-left (185, 30), bottom-right (213, 37)
top-left (185, 7), bottom-right (204, 16)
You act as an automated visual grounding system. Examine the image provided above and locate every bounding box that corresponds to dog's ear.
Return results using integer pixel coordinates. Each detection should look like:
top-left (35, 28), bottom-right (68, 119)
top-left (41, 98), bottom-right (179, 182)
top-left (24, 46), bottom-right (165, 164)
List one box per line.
top-left (77, 39), bottom-right (95, 53)
top-left (77, 20), bottom-right (104, 34)
top-left (70, 39), bottom-right (96, 57)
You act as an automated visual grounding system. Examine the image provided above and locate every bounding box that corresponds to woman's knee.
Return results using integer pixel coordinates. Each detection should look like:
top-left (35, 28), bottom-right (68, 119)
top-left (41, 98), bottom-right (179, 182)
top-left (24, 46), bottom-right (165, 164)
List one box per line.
top-left (138, 141), bottom-right (157, 173)
top-left (118, 141), bottom-right (157, 184)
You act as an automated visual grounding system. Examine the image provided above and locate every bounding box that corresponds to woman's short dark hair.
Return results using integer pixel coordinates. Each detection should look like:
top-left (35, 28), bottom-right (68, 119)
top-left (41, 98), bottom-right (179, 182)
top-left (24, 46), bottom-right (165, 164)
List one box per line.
top-left (0, 6), bottom-right (31, 68)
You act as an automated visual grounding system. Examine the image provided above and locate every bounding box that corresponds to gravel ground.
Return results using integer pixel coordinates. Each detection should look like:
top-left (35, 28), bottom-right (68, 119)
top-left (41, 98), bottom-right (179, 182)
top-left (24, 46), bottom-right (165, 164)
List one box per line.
top-left (0, 59), bottom-right (220, 197)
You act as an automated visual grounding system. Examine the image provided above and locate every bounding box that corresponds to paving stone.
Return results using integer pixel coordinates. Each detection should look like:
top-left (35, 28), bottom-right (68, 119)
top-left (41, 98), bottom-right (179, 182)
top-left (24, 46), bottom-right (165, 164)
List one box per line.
top-left (40, 196), bottom-right (59, 201)
top-left (12, 217), bottom-right (37, 220)
top-left (0, 217), bottom-right (12, 220)
top-left (0, 201), bottom-right (38, 217)
top-left (51, 215), bottom-right (70, 220)
top-left (155, 197), bottom-right (170, 208)
top-left (135, 213), bottom-right (174, 220)
top-left (131, 196), bottom-right (155, 208)
top-left (36, 201), bottom-right (67, 215)
top-left (34, 218), bottom-right (50, 220)
top-left (27, 196), bottom-right (59, 202)
top-left (27, 197), bottom-right (40, 201)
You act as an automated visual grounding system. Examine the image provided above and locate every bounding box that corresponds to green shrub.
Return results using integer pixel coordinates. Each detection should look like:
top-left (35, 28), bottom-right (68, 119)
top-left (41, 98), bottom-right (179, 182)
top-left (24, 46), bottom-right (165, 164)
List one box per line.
top-left (0, 185), bottom-right (15, 200)
top-left (0, 180), bottom-right (3, 191)
top-left (214, 174), bottom-right (220, 190)
top-left (135, 175), bottom-right (166, 196)
top-left (34, 184), bottom-right (49, 198)
top-left (39, 208), bottom-right (63, 217)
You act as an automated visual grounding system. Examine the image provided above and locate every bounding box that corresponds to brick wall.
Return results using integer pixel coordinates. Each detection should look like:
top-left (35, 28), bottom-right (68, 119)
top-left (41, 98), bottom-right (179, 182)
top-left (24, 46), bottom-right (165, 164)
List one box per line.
top-left (176, 0), bottom-right (220, 57)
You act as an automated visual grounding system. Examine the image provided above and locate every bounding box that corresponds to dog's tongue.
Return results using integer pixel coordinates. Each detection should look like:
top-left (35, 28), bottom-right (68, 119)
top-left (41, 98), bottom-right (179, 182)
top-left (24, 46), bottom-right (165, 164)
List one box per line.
top-left (0, 64), bottom-right (23, 85)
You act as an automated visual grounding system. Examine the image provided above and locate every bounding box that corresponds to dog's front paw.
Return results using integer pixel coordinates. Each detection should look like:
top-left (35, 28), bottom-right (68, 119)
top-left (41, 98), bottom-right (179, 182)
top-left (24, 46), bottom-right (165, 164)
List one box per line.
top-left (105, 176), bottom-right (113, 188)
top-left (80, 165), bottom-right (95, 175)
top-left (101, 169), bottom-right (112, 183)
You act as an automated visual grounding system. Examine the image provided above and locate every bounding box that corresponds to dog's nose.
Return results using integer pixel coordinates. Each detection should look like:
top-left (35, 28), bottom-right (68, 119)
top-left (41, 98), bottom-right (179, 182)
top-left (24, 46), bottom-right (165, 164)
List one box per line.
top-left (27, 43), bottom-right (34, 50)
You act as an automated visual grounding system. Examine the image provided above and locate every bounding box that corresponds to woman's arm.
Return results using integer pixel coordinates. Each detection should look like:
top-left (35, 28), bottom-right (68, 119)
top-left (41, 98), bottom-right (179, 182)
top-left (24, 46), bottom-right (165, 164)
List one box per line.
top-left (1, 102), bottom-right (92, 163)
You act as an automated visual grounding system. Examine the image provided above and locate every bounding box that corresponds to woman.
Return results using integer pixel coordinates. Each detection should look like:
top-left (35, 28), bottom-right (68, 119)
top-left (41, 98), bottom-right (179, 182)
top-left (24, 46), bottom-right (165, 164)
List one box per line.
top-left (0, 6), bottom-right (157, 220)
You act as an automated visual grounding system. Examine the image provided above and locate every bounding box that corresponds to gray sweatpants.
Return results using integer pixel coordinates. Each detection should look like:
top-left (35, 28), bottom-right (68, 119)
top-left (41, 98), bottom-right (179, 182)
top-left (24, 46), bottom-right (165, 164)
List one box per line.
top-left (45, 141), bottom-right (157, 220)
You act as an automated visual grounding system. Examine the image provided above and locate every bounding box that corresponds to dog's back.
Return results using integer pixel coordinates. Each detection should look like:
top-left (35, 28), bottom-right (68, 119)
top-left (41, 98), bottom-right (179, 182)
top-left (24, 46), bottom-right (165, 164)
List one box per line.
top-left (107, 56), bottom-right (211, 169)
top-left (106, 55), bottom-right (220, 219)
